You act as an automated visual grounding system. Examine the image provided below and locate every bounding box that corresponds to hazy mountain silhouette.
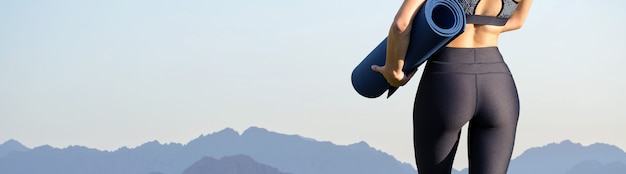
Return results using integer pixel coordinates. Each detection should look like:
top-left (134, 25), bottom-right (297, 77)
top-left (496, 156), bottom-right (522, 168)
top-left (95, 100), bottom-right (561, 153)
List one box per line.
top-left (0, 127), bottom-right (415, 174)
top-left (509, 140), bottom-right (626, 174)
top-left (456, 140), bottom-right (626, 174)
top-left (179, 127), bottom-right (416, 174)
top-left (3, 129), bottom-right (626, 174)
top-left (0, 139), bottom-right (30, 158)
top-left (182, 155), bottom-right (290, 174)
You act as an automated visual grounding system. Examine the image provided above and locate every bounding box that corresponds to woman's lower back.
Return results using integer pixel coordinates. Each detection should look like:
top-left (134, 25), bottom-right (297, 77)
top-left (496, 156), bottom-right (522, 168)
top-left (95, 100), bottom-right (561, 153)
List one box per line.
top-left (447, 24), bottom-right (505, 48)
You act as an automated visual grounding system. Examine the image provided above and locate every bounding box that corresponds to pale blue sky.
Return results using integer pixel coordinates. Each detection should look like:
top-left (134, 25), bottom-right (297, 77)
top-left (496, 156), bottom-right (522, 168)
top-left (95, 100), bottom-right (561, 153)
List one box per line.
top-left (1, 0), bottom-right (625, 170)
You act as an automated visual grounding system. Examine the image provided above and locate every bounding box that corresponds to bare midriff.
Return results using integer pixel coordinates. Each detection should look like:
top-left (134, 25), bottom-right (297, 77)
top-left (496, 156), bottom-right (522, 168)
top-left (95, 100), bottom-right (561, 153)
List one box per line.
top-left (447, 24), bottom-right (504, 48)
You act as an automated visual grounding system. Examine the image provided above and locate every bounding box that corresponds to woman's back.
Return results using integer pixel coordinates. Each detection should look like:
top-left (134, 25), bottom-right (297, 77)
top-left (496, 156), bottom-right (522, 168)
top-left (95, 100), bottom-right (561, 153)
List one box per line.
top-left (448, 0), bottom-right (528, 48)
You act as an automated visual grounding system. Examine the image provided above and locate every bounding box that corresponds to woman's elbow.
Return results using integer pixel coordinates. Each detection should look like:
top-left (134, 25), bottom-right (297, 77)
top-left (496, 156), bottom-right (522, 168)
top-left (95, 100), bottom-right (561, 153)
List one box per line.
top-left (504, 21), bottom-right (524, 32)
top-left (390, 20), bottom-right (412, 37)
top-left (509, 24), bottom-right (523, 31)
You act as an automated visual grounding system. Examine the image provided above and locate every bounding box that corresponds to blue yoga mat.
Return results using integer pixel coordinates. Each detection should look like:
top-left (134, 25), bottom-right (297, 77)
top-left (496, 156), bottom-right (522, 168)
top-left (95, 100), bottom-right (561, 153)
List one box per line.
top-left (351, 0), bottom-right (466, 98)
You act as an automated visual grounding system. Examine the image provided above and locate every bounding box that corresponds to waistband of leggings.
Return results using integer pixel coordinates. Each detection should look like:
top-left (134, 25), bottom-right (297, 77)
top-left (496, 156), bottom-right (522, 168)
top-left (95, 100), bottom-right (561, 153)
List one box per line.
top-left (429, 46), bottom-right (504, 63)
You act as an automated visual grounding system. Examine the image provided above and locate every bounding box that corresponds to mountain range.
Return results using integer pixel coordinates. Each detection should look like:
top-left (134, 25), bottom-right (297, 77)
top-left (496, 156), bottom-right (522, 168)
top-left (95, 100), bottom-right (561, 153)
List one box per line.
top-left (0, 127), bottom-right (414, 174)
top-left (507, 140), bottom-right (626, 174)
top-left (1, 127), bottom-right (625, 174)
top-left (454, 140), bottom-right (626, 174)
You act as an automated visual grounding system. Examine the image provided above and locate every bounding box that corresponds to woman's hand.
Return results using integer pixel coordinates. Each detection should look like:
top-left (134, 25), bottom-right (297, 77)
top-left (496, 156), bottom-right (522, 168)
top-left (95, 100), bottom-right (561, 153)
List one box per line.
top-left (375, 0), bottom-right (424, 87)
top-left (371, 65), bottom-right (415, 87)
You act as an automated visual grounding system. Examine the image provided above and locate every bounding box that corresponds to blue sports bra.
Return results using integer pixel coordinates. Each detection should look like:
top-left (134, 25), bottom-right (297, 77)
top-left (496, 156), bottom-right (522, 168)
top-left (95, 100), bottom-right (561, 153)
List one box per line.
top-left (458, 0), bottom-right (519, 26)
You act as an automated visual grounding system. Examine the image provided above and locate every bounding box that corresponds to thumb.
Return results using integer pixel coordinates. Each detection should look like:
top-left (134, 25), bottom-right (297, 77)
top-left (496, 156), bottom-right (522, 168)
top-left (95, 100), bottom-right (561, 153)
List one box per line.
top-left (371, 65), bottom-right (382, 72)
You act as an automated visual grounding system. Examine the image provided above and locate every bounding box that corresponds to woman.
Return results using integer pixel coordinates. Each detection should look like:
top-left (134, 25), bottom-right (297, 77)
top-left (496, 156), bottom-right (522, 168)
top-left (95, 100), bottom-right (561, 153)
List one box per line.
top-left (371, 0), bottom-right (532, 173)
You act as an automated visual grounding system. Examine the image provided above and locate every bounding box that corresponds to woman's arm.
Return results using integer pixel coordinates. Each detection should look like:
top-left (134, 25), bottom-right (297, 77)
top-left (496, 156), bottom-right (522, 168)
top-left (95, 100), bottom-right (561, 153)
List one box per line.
top-left (372, 0), bottom-right (426, 87)
top-left (502, 0), bottom-right (532, 32)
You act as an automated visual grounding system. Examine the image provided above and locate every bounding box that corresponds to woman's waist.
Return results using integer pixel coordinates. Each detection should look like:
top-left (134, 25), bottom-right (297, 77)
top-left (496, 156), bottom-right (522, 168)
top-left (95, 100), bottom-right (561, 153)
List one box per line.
top-left (429, 47), bottom-right (505, 63)
top-left (424, 47), bottom-right (511, 74)
top-left (423, 60), bottom-right (511, 74)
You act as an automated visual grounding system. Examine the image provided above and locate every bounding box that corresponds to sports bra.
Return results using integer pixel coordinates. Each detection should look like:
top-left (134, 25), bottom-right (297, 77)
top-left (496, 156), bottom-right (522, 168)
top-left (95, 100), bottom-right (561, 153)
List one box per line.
top-left (458, 0), bottom-right (519, 26)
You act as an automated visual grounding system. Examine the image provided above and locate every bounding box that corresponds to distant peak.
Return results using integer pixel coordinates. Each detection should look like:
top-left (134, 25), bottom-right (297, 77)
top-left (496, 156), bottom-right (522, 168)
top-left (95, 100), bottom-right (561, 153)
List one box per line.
top-left (588, 142), bottom-right (626, 153)
top-left (0, 139), bottom-right (31, 157)
top-left (241, 127), bottom-right (284, 137)
top-left (242, 126), bottom-right (272, 136)
top-left (221, 154), bottom-right (256, 161)
top-left (34, 145), bottom-right (54, 150)
top-left (0, 139), bottom-right (30, 150)
top-left (148, 140), bottom-right (161, 144)
top-left (348, 141), bottom-right (373, 151)
top-left (350, 141), bottom-right (370, 147)
top-left (139, 140), bottom-right (162, 148)
top-left (588, 141), bottom-right (618, 147)
top-left (553, 140), bottom-right (623, 152)
top-left (559, 139), bottom-right (577, 145)
top-left (213, 127), bottom-right (240, 136)
top-left (540, 139), bottom-right (582, 148)
top-left (1, 139), bottom-right (26, 147)
top-left (182, 154), bottom-right (290, 174)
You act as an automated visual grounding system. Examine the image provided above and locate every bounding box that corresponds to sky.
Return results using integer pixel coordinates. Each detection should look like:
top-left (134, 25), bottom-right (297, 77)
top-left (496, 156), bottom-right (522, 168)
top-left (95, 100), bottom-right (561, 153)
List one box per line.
top-left (1, 0), bottom-right (625, 170)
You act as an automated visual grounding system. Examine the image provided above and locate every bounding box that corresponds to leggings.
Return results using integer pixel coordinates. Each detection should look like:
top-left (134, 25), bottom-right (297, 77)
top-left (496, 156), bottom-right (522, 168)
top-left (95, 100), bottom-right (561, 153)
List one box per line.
top-left (413, 47), bottom-right (519, 174)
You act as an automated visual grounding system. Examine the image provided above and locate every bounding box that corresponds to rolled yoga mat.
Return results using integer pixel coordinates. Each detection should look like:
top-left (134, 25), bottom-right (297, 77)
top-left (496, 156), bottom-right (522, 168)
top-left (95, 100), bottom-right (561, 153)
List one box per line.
top-left (351, 0), bottom-right (466, 98)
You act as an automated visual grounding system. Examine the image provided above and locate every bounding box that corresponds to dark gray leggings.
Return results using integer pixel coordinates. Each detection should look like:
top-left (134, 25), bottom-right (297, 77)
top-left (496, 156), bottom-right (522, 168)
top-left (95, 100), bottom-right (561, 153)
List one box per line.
top-left (413, 47), bottom-right (520, 174)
